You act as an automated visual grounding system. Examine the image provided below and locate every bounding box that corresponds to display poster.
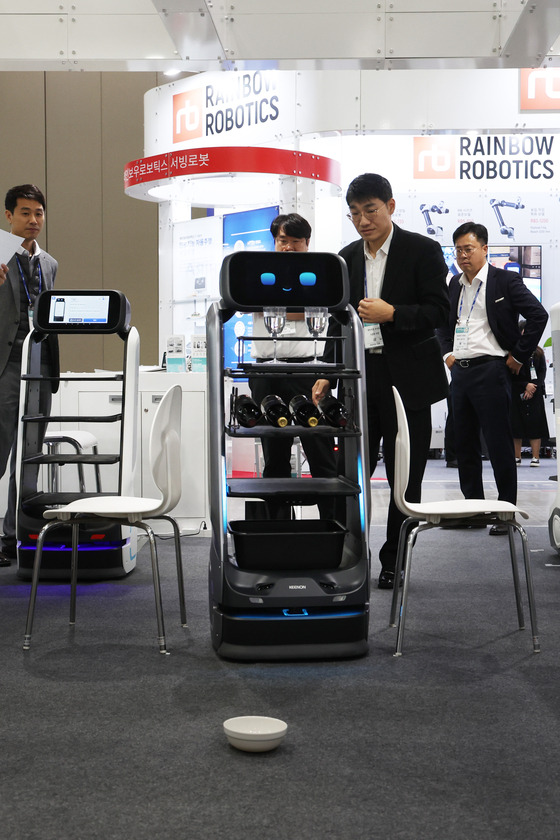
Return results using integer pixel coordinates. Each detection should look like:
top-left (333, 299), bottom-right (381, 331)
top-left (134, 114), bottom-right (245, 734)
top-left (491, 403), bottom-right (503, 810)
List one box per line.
top-left (171, 214), bottom-right (223, 345)
top-left (339, 133), bottom-right (560, 306)
top-left (223, 205), bottom-right (278, 255)
top-left (222, 205), bottom-right (279, 369)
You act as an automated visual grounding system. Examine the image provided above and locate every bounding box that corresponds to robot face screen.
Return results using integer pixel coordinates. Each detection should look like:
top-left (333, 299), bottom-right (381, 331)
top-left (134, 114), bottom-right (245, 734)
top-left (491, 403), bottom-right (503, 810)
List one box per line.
top-left (221, 251), bottom-right (347, 310)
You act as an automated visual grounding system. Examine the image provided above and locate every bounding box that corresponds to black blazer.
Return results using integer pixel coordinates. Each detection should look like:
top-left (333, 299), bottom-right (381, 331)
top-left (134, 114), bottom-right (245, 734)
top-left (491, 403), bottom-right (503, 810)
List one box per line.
top-left (437, 263), bottom-right (548, 364)
top-left (335, 224), bottom-right (450, 411)
top-left (0, 249), bottom-right (59, 392)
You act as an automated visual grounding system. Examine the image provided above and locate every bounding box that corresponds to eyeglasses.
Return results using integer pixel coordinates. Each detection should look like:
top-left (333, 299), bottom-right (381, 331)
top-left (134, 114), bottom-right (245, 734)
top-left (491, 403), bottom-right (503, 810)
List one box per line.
top-left (346, 206), bottom-right (384, 222)
top-left (453, 246), bottom-right (478, 257)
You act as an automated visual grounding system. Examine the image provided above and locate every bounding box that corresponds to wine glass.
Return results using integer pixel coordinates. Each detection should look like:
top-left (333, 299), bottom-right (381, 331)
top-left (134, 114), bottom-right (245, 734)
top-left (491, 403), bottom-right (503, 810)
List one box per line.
top-left (263, 306), bottom-right (286, 362)
top-left (305, 306), bottom-right (328, 363)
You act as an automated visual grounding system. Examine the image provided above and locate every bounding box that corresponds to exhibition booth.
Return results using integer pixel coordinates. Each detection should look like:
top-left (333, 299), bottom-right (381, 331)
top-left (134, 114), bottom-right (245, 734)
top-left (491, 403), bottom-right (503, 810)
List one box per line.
top-left (124, 66), bottom-right (560, 441)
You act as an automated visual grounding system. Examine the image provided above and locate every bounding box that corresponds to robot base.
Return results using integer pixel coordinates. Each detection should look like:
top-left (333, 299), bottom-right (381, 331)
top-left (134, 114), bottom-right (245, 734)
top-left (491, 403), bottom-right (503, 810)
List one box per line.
top-left (16, 516), bottom-right (137, 580)
top-left (210, 605), bottom-right (369, 661)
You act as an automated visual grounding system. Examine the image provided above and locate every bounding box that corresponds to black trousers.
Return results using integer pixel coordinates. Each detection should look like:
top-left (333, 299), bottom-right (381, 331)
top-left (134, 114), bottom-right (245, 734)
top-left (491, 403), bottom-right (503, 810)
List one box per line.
top-left (451, 356), bottom-right (516, 504)
top-left (364, 353), bottom-right (432, 571)
top-left (249, 373), bottom-right (337, 520)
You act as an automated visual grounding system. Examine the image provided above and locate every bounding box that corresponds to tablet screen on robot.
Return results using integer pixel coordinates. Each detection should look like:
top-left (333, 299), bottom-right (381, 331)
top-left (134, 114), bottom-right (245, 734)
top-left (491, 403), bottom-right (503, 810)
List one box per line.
top-left (33, 289), bottom-right (130, 334)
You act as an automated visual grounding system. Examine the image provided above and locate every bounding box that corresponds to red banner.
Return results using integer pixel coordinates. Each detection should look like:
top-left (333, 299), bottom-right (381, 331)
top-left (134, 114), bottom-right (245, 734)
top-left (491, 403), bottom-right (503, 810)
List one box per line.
top-left (124, 146), bottom-right (340, 190)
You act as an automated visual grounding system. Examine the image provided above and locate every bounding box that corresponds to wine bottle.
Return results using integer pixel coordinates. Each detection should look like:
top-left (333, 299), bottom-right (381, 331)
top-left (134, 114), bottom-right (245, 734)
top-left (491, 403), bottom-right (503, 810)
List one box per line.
top-left (260, 394), bottom-right (290, 428)
top-left (318, 395), bottom-right (350, 428)
top-left (289, 394), bottom-right (320, 428)
top-left (234, 395), bottom-right (263, 428)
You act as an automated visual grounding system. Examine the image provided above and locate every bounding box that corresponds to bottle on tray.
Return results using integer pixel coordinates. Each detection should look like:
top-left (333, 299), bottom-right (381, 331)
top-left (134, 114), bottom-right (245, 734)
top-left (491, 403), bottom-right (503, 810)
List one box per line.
top-left (261, 394), bottom-right (291, 428)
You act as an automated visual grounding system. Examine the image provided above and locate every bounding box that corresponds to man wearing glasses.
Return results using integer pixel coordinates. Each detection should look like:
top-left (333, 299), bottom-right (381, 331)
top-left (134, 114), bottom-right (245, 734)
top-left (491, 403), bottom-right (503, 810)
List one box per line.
top-left (313, 173), bottom-right (450, 589)
top-left (437, 222), bottom-right (547, 535)
top-left (250, 213), bottom-right (337, 520)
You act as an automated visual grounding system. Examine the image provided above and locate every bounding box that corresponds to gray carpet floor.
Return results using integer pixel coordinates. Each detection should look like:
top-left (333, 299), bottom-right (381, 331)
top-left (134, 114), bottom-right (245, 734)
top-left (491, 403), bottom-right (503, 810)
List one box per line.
top-left (1, 459), bottom-right (559, 839)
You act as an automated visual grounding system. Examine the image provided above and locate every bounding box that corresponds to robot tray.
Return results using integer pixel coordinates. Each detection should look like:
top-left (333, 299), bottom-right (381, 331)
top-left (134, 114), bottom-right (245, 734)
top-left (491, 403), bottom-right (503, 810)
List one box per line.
top-left (228, 519), bottom-right (347, 571)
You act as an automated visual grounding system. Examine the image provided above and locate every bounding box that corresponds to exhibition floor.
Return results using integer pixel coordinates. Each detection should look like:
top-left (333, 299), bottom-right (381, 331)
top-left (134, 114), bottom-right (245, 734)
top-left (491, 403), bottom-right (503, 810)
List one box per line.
top-left (0, 457), bottom-right (559, 840)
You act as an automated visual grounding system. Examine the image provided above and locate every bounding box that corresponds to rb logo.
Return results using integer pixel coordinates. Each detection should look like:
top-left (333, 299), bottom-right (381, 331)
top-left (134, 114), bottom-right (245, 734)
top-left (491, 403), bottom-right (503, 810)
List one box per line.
top-left (413, 137), bottom-right (455, 179)
top-left (520, 68), bottom-right (560, 111)
top-left (173, 88), bottom-right (203, 143)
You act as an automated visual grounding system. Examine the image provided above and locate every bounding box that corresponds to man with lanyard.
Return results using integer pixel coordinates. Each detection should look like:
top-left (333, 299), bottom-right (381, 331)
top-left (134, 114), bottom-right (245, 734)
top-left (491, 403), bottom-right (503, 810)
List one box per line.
top-left (0, 185), bottom-right (58, 566)
top-left (437, 222), bottom-right (547, 535)
top-left (312, 173), bottom-right (450, 588)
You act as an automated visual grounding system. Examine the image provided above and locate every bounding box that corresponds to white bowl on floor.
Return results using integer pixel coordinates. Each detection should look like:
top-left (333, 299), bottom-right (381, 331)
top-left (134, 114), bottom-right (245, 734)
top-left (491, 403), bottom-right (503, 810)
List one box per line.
top-left (223, 716), bottom-right (288, 752)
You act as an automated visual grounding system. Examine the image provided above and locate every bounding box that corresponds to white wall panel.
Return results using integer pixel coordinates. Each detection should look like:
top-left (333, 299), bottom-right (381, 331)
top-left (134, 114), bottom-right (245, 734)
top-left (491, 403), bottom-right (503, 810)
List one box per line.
top-left (212, 0), bottom-right (378, 11)
top-left (360, 71), bottom-right (430, 132)
top-left (152, 0), bottom-right (207, 10)
top-left (69, 14), bottom-right (177, 59)
top-left (216, 14), bottom-right (384, 60)
top-left (0, 15), bottom-right (66, 59)
top-left (295, 71), bottom-right (361, 135)
top-left (73, 0), bottom-right (156, 11)
top-left (390, 1), bottom-right (505, 10)
top-left (387, 12), bottom-right (500, 58)
top-left (0, 1), bottom-right (62, 10)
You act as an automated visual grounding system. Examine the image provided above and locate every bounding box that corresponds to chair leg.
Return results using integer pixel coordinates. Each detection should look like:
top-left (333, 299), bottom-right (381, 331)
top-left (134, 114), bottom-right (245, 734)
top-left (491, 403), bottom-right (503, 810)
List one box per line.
top-left (77, 462), bottom-right (86, 494)
top-left (506, 524), bottom-right (525, 629)
top-left (92, 445), bottom-right (102, 493)
top-left (23, 521), bottom-right (60, 650)
top-left (390, 516), bottom-right (417, 627)
top-left (158, 514), bottom-right (187, 627)
top-left (393, 522), bottom-right (433, 657)
top-left (511, 521), bottom-right (540, 653)
top-left (136, 522), bottom-right (168, 654)
top-left (69, 522), bottom-right (80, 625)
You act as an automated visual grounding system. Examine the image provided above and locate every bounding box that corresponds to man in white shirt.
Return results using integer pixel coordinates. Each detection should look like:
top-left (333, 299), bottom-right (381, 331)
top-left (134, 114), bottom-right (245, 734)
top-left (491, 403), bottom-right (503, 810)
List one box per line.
top-left (249, 213), bottom-right (337, 520)
top-left (437, 222), bottom-right (548, 534)
top-left (313, 173), bottom-right (450, 587)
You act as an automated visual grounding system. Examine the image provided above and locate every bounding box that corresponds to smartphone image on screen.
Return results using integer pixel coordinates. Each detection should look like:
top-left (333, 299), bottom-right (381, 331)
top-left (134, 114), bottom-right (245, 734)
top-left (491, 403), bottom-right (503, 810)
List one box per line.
top-left (53, 297), bottom-right (65, 322)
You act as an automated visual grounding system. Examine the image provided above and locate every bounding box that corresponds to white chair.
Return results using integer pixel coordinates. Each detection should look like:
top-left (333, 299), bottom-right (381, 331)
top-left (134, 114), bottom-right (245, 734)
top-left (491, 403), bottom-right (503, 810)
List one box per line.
top-left (23, 385), bottom-right (187, 655)
top-left (389, 386), bottom-right (539, 657)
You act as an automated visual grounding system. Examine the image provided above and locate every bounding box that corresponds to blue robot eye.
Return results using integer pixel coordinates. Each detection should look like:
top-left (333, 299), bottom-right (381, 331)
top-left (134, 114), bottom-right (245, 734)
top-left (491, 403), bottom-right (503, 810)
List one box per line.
top-left (260, 272), bottom-right (276, 286)
top-left (299, 272), bottom-right (317, 286)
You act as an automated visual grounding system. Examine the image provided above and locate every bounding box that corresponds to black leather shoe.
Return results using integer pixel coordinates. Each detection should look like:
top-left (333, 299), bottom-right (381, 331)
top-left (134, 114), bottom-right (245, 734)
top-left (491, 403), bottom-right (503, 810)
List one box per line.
top-left (489, 523), bottom-right (509, 536)
top-left (0, 551), bottom-right (13, 567)
top-left (378, 569), bottom-right (404, 590)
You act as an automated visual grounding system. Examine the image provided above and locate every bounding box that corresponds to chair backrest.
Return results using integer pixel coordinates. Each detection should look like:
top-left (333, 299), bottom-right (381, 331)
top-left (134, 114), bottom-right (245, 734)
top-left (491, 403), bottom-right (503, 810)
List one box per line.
top-left (149, 384), bottom-right (183, 516)
top-left (392, 386), bottom-right (415, 518)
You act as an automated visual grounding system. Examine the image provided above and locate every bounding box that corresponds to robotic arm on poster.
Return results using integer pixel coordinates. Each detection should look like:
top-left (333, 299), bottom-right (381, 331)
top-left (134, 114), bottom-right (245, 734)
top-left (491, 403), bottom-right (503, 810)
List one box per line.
top-left (490, 197), bottom-right (525, 240)
top-left (419, 202), bottom-right (449, 236)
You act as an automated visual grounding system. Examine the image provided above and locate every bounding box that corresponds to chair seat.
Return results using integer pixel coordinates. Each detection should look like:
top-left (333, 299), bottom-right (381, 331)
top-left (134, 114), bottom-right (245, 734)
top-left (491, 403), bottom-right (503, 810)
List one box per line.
top-left (405, 498), bottom-right (528, 524)
top-left (43, 495), bottom-right (163, 522)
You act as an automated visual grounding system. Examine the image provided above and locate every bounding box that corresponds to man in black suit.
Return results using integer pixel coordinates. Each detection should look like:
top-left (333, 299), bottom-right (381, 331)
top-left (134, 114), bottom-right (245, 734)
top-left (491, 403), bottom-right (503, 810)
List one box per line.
top-left (0, 184), bottom-right (58, 566)
top-left (312, 173), bottom-right (450, 588)
top-left (437, 222), bottom-right (548, 534)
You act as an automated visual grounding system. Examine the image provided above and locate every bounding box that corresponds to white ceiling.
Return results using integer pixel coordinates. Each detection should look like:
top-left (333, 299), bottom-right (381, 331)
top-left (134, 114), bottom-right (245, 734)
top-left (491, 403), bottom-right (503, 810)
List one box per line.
top-left (0, 1), bottom-right (559, 73)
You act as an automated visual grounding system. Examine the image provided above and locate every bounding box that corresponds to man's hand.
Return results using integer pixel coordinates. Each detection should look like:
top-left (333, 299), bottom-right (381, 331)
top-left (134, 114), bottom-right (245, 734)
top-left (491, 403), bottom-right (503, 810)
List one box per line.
top-left (445, 354), bottom-right (455, 370)
top-left (0, 263), bottom-right (7, 286)
top-left (524, 382), bottom-right (537, 400)
top-left (357, 297), bottom-right (395, 324)
top-left (312, 378), bottom-right (331, 406)
top-left (506, 353), bottom-right (522, 375)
